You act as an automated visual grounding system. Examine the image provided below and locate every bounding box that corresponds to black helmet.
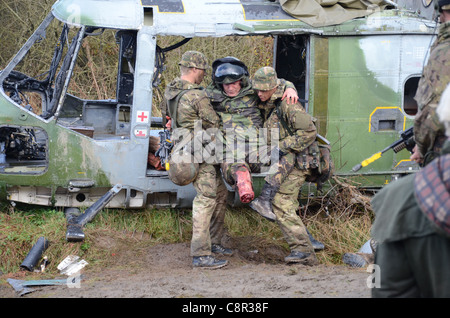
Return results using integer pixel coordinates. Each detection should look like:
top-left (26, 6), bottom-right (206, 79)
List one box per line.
top-left (214, 63), bottom-right (247, 84)
top-left (211, 56), bottom-right (249, 84)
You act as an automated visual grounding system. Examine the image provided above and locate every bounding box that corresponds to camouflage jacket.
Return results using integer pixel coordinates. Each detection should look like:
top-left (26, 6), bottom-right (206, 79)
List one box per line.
top-left (206, 78), bottom-right (297, 161)
top-left (206, 78), bottom-right (296, 137)
top-left (260, 82), bottom-right (317, 154)
top-left (164, 77), bottom-right (219, 131)
top-left (206, 77), bottom-right (262, 134)
top-left (414, 21), bottom-right (450, 159)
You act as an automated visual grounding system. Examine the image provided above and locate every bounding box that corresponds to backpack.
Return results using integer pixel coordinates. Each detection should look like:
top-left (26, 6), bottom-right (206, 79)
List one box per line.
top-left (154, 89), bottom-right (189, 171)
top-left (165, 89), bottom-right (189, 130)
top-left (306, 139), bottom-right (334, 188)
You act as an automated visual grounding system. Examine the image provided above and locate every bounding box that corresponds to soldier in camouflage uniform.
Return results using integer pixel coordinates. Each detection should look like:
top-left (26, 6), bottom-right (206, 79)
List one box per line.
top-left (370, 83), bottom-right (450, 298)
top-left (164, 51), bottom-right (231, 269)
top-left (249, 67), bottom-right (322, 264)
top-left (411, 0), bottom-right (450, 166)
top-left (206, 57), bottom-right (298, 216)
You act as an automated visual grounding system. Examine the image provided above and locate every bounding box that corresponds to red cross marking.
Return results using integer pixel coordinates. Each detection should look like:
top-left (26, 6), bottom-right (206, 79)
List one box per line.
top-left (137, 112), bottom-right (148, 122)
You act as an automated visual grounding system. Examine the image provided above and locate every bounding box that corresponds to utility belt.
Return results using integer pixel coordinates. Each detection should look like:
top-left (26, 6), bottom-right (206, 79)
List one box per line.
top-left (296, 141), bottom-right (320, 170)
top-left (296, 136), bottom-right (334, 187)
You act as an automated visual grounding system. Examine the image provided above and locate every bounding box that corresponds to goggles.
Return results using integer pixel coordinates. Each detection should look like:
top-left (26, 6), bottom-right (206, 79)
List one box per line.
top-left (214, 63), bottom-right (246, 84)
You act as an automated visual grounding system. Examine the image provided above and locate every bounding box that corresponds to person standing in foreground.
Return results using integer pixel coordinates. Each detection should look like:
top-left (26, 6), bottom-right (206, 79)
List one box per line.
top-left (410, 0), bottom-right (450, 166)
top-left (164, 51), bottom-right (231, 269)
top-left (250, 66), bottom-right (320, 264)
top-left (371, 83), bottom-right (450, 297)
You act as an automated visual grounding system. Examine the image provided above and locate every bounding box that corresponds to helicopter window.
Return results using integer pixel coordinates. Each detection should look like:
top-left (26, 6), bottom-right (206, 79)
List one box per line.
top-left (59, 29), bottom-right (137, 139)
top-left (369, 107), bottom-right (404, 132)
top-left (1, 13), bottom-right (137, 139)
top-left (118, 106), bottom-right (131, 123)
top-left (378, 120), bottom-right (396, 131)
top-left (4, 91), bottom-right (45, 114)
top-left (403, 76), bottom-right (419, 116)
top-left (0, 126), bottom-right (48, 175)
top-left (0, 15), bottom-right (83, 118)
top-left (143, 7), bottom-right (154, 26)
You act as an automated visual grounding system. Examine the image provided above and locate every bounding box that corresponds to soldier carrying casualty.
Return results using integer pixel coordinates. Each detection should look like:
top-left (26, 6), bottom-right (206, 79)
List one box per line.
top-left (206, 57), bottom-right (298, 209)
top-left (164, 51), bottom-right (231, 269)
top-left (249, 66), bottom-right (325, 263)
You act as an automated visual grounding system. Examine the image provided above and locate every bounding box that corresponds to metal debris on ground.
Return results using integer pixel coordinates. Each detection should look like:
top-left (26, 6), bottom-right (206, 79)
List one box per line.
top-left (7, 278), bottom-right (70, 296)
top-left (57, 255), bottom-right (88, 276)
top-left (20, 237), bottom-right (50, 272)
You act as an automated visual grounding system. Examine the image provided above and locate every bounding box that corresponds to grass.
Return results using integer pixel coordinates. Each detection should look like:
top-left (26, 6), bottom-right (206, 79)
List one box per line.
top-left (0, 206), bottom-right (193, 275)
top-left (307, 211), bottom-right (373, 264)
top-left (0, 180), bottom-right (374, 277)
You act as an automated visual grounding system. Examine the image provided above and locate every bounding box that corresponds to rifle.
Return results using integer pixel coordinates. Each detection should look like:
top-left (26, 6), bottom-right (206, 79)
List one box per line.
top-left (155, 129), bottom-right (173, 170)
top-left (352, 127), bottom-right (415, 172)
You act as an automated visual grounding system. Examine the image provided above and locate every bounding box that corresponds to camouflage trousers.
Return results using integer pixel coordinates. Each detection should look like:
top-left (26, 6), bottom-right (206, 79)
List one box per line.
top-left (272, 167), bottom-right (315, 254)
top-left (191, 163), bottom-right (228, 257)
top-left (264, 152), bottom-right (295, 190)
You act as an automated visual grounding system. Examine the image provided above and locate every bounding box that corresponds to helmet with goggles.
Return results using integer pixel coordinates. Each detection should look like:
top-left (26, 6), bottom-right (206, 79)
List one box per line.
top-left (211, 57), bottom-right (249, 84)
top-left (214, 63), bottom-right (247, 84)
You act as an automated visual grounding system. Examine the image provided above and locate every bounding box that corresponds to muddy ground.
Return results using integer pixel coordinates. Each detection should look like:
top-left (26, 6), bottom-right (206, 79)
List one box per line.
top-left (1, 233), bottom-right (373, 300)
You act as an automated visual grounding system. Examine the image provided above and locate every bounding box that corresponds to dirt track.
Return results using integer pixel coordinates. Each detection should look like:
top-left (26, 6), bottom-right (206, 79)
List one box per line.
top-left (1, 236), bottom-right (373, 299)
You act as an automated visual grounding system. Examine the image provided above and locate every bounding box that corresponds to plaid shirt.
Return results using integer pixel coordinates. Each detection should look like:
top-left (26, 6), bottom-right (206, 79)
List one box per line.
top-left (415, 154), bottom-right (450, 236)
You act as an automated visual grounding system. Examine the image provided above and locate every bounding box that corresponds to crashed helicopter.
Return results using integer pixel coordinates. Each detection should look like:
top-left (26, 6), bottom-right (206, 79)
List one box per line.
top-left (0, 0), bottom-right (439, 239)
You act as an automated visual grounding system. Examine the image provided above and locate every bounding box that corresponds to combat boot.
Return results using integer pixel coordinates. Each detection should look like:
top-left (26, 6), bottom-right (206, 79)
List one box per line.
top-left (192, 255), bottom-right (228, 269)
top-left (211, 244), bottom-right (233, 256)
top-left (342, 252), bottom-right (374, 268)
top-left (284, 251), bottom-right (318, 265)
top-left (235, 169), bottom-right (254, 203)
top-left (249, 182), bottom-right (277, 222)
top-left (306, 228), bottom-right (325, 251)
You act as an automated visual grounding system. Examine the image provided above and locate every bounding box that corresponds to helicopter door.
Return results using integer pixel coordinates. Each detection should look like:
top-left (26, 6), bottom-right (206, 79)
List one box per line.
top-left (274, 34), bottom-right (310, 110)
